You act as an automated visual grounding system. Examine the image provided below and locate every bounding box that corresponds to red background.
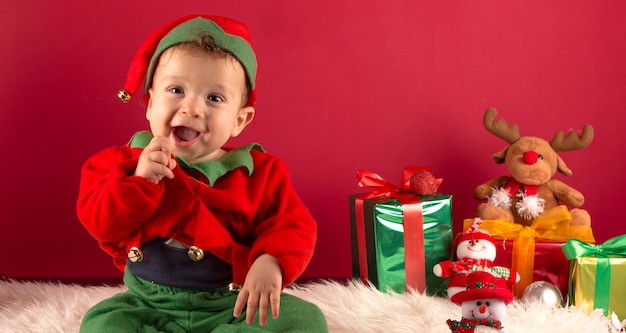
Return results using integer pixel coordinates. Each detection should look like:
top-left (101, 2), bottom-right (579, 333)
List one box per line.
top-left (1, 1), bottom-right (625, 280)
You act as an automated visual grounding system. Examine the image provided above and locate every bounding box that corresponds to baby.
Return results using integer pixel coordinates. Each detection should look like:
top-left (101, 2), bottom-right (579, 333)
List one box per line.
top-left (77, 14), bottom-right (328, 332)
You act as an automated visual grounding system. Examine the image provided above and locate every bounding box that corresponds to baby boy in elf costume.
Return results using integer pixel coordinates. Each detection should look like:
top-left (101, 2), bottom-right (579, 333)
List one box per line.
top-left (77, 15), bottom-right (328, 332)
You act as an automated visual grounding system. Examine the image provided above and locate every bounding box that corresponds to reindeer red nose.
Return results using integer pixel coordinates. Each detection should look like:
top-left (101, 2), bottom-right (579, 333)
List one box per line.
top-left (479, 304), bottom-right (487, 313)
top-left (523, 151), bottom-right (539, 165)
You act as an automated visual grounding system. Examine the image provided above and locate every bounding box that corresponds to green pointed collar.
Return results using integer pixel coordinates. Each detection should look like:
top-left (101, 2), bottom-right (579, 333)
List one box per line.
top-left (129, 131), bottom-right (264, 186)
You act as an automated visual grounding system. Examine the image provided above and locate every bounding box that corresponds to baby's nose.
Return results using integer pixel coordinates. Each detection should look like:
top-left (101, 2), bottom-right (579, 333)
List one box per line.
top-left (181, 99), bottom-right (204, 118)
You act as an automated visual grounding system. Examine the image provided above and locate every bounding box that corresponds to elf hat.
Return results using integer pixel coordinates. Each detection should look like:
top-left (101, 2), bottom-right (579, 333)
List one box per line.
top-left (118, 15), bottom-right (257, 107)
top-left (455, 218), bottom-right (496, 248)
top-left (450, 271), bottom-right (514, 305)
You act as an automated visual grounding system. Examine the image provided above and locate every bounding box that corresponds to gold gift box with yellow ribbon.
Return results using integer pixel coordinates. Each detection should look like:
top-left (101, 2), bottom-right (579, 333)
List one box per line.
top-left (463, 205), bottom-right (595, 298)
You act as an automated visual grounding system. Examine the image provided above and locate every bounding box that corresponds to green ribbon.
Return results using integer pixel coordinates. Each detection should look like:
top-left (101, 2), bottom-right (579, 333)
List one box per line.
top-left (562, 235), bottom-right (626, 315)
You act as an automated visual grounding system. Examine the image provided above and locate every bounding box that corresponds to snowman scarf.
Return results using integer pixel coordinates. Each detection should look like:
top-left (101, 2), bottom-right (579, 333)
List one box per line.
top-left (451, 258), bottom-right (493, 273)
top-left (446, 318), bottom-right (504, 332)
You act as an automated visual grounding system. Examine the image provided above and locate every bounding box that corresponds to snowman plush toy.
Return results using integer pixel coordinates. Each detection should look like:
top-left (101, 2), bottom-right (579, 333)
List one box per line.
top-left (433, 218), bottom-right (519, 298)
top-left (447, 271), bottom-right (514, 333)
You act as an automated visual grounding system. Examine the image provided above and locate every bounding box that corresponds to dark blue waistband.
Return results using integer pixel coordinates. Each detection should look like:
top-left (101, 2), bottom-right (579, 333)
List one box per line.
top-left (127, 237), bottom-right (233, 290)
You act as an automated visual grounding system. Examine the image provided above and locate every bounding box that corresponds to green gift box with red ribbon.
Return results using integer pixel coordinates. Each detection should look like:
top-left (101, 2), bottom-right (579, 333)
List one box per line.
top-left (562, 235), bottom-right (626, 320)
top-left (349, 167), bottom-right (453, 295)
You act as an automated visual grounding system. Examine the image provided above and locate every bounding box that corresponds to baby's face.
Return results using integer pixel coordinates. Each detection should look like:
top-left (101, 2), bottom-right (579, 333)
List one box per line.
top-left (146, 46), bottom-right (254, 163)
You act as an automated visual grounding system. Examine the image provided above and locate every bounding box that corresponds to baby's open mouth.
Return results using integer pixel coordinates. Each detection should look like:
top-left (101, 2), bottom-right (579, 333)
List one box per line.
top-left (173, 126), bottom-right (200, 142)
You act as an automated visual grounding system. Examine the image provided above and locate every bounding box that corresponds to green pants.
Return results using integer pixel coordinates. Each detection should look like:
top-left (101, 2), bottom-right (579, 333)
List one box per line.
top-left (80, 270), bottom-right (328, 333)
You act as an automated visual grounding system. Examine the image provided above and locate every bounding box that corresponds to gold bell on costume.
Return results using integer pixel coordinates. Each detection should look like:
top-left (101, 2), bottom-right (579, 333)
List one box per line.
top-left (127, 246), bottom-right (143, 263)
top-left (187, 245), bottom-right (205, 261)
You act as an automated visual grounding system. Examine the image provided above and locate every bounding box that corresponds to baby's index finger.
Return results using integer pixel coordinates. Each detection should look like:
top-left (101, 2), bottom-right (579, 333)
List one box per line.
top-left (149, 136), bottom-right (171, 152)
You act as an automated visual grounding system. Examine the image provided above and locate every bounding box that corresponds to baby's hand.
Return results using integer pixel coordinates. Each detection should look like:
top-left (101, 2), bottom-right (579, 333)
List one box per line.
top-left (134, 136), bottom-right (176, 184)
top-left (233, 254), bottom-right (282, 326)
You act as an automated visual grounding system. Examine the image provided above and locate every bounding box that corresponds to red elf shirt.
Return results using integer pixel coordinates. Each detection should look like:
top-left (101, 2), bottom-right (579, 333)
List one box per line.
top-left (77, 131), bottom-right (317, 288)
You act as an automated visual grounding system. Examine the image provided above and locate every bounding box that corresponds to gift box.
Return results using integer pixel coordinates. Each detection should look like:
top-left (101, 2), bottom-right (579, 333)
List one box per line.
top-left (562, 236), bottom-right (626, 320)
top-left (350, 167), bottom-right (453, 295)
top-left (463, 206), bottom-right (595, 298)
top-left (495, 238), bottom-right (569, 298)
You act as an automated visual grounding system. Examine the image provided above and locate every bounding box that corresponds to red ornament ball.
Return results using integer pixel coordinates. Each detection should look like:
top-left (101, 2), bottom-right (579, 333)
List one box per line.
top-left (409, 170), bottom-right (438, 195)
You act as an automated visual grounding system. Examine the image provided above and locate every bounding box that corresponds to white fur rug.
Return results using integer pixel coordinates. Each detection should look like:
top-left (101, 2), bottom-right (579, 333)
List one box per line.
top-left (0, 278), bottom-right (618, 333)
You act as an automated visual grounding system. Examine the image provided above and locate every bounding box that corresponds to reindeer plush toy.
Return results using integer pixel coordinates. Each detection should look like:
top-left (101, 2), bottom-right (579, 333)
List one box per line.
top-left (474, 108), bottom-right (594, 227)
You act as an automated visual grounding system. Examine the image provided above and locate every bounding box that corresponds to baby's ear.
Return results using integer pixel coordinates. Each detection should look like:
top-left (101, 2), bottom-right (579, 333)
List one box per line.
top-left (232, 106), bottom-right (255, 137)
top-left (145, 88), bottom-right (154, 120)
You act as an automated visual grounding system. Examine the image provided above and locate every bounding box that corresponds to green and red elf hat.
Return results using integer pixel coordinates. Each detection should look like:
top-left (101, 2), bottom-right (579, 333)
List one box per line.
top-left (118, 15), bottom-right (257, 107)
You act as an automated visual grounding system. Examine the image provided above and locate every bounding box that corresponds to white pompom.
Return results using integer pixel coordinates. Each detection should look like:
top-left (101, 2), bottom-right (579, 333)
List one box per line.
top-left (487, 187), bottom-right (512, 208)
top-left (515, 194), bottom-right (545, 219)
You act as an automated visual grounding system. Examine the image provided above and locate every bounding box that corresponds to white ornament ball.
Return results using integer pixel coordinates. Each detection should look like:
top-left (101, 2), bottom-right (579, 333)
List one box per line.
top-left (521, 281), bottom-right (564, 307)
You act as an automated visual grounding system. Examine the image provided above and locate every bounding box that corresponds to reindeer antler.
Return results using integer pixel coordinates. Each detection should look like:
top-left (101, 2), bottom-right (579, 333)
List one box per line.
top-left (483, 108), bottom-right (520, 144)
top-left (550, 124), bottom-right (594, 152)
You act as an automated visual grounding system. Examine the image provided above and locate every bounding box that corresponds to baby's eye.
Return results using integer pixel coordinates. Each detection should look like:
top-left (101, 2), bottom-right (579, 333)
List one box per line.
top-left (168, 87), bottom-right (184, 94)
top-left (207, 95), bottom-right (223, 103)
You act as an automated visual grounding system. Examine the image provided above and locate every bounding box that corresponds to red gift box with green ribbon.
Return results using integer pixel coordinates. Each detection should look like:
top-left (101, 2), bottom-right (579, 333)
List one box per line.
top-left (349, 167), bottom-right (453, 295)
top-left (562, 235), bottom-right (626, 320)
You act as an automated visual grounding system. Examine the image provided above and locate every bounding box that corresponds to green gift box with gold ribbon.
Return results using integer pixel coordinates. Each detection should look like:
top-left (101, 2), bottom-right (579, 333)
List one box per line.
top-left (349, 167), bottom-right (453, 296)
top-left (562, 235), bottom-right (626, 320)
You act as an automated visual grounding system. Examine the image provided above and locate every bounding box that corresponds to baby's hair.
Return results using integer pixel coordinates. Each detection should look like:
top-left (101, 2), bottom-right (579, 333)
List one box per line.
top-left (173, 32), bottom-right (252, 106)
